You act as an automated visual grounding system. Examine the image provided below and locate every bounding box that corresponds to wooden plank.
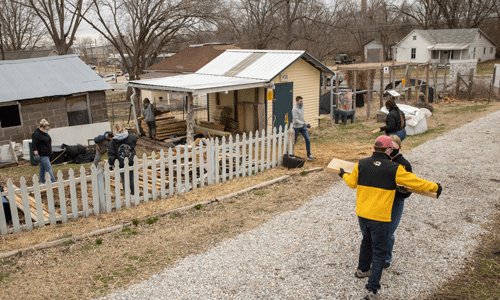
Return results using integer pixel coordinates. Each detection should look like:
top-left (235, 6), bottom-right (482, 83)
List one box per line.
top-left (7, 179), bottom-right (21, 232)
top-left (9, 141), bottom-right (18, 164)
top-left (327, 158), bottom-right (437, 198)
top-left (11, 183), bottom-right (48, 220)
top-left (193, 124), bottom-right (231, 136)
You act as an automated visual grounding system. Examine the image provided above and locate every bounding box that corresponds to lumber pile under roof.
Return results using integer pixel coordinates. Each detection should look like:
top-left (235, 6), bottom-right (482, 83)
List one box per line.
top-left (140, 114), bottom-right (186, 140)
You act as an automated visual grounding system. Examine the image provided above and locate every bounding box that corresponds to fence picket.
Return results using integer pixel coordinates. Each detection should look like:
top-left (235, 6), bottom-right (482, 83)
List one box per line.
top-left (278, 126), bottom-right (283, 165)
top-left (142, 153), bottom-right (149, 202)
top-left (114, 160), bottom-right (122, 209)
top-left (254, 130), bottom-right (259, 175)
top-left (168, 148), bottom-right (174, 196)
top-left (152, 152), bottom-right (158, 200)
top-left (241, 133), bottom-right (247, 178)
top-left (80, 166), bottom-right (89, 216)
top-left (160, 149), bottom-right (166, 198)
top-left (192, 142), bottom-right (197, 190)
top-left (221, 136), bottom-right (227, 182)
top-left (33, 175), bottom-right (44, 226)
top-left (208, 139), bottom-right (213, 184)
top-left (215, 138), bottom-right (220, 183)
top-left (57, 171), bottom-right (68, 223)
top-left (288, 127), bottom-right (293, 154)
top-left (248, 132), bottom-right (253, 176)
top-left (176, 148), bottom-right (182, 194)
top-left (198, 142), bottom-right (205, 187)
top-left (0, 186), bottom-right (6, 233)
top-left (283, 124), bottom-right (289, 155)
top-left (20, 177), bottom-right (33, 230)
top-left (44, 174), bottom-right (57, 224)
top-left (228, 135), bottom-right (233, 180)
top-left (91, 165), bottom-right (99, 215)
top-left (260, 129), bottom-right (265, 172)
top-left (69, 169), bottom-right (78, 219)
top-left (184, 145), bottom-right (190, 193)
top-left (133, 156), bottom-right (140, 205)
top-left (104, 162), bottom-right (112, 213)
top-left (272, 127), bottom-right (277, 167)
top-left (7, 179), bottom-right (20, 232)
top-left (267, 129), bottom-right (272, 169)
top-left (235, 134), bottom-right (240, 178)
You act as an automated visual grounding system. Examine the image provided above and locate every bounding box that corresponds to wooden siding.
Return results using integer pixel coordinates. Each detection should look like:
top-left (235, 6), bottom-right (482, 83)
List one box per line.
top-left (268, 58), bottom-right (320, 130)
top-left (470, 32), bottom-right (496, 61)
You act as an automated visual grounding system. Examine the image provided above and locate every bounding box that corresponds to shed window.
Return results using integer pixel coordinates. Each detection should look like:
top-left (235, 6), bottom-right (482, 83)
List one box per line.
top-left (484, 48), bottom-right (486, 55)
top-left (66, 95), bottom-right (90, 126)
top-left (491, 47), bottom-right (494, 54)
top-left (411, 48), bottom-right (416, 59)
top-left (413, 36), bottom-right (417, 40)
top-left (0, 105), bottom-right (22, 128)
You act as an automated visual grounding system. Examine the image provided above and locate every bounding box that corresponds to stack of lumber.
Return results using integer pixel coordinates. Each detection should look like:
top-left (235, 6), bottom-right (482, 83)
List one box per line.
top-left (198, 121), bottom-right (225, 132)
top-left (140, 114), bottom-right (186, 140)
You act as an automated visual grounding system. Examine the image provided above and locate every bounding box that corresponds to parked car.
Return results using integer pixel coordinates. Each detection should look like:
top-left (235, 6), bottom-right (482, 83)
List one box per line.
top-left (88, 64), bottom-right (96, 70)
top-left (103, 74), bottom-right (116, 82)
top-left (334, 54), bottom-right (355, 64)
top-left (116, 71), bottom-right (123, 76)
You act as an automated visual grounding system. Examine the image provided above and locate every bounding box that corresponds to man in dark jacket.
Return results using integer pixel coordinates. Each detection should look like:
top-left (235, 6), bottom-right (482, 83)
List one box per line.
top-left (93, 131), bottom-right (113, 167)
top-left (108, 124), bottom-right (137, 195)
top-left (339, 135), bottom-right (442, 300)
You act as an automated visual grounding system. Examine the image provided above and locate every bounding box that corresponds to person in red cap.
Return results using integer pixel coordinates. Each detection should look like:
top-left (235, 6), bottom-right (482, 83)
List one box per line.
top-left (338, 135), bottom-right (442, 300)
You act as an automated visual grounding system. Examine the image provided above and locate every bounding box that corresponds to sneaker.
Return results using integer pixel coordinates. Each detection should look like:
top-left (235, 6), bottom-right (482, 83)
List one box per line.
top-left (355, 269), bottom-right (371, 278)
top-left (307, 155), bottom-right (316, 160)
top-left (364, 291), bottom-right (380, 299)
top-left (384, 262), bottom-right (391, 269)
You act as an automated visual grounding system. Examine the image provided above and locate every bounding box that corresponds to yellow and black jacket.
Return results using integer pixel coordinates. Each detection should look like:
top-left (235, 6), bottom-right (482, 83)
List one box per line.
top-left (342, 152), bottom-right (438, 222)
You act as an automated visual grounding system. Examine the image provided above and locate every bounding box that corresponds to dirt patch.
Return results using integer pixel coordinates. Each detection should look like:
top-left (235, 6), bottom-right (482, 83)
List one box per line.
top-left (0, 171), bottom-right (338, 300)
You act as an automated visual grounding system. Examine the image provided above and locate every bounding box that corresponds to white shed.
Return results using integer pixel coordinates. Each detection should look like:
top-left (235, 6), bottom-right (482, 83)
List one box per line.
top-left (364, 39), bottom-right (384, 62)
top-left (394, 28), bottom-right (497, 64)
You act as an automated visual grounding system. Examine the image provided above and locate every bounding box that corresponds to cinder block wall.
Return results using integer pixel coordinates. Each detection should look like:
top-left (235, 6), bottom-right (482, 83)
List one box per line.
top-left (0, 91), bottom-right (109, 144)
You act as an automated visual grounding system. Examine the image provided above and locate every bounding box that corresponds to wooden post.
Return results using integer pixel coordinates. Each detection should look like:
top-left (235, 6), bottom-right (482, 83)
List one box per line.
top-left (367, 70), bottom-right (372, 118)
top-left (407, 66), bottom-right (412, 104)
top-left (432, 64), bottom-right (437, 103)
top-left (379, 67), bottom-right (384, 109)
top-left (335, 72), bottom-right (340, 108)
top-left (353, 70), bottom-right (357, 111)
top-left (330, 76), bottom-right (334, 127)
top-left (392, 67), bottom-right (397, 102)
top-left (443, 65), bottom-right (447, 94)
top-left (404, 64), bottom-right (410, 104)
top-left (8, 141), bottom-right (18, 163)
top-left (468, 68), bottom-right (474, 102)
top-left (186, 92), bottom-right (194, 145)
top-left (425, 63), bottom-right (430, 104)
top-left (489, 65), bottom-right (496, 103)
top-left (455, 72), bottom-right (461, 97)
top-left (130, 87), bottom-right (141, 135)
top-left (414, 65), bottom-right (420, 104)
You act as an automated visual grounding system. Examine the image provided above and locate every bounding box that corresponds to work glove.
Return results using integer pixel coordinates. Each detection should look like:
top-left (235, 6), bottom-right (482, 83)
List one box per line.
top-left (379, 127), bottom-right (384, 132)
top-left (306, 124), bottom-right (311, 129)
top-left (34, 154), bottom-right (41, 162)
top-left (338, 168), bottom-right (346, 179)
top-left (436, 183), bottom-right (443, 199)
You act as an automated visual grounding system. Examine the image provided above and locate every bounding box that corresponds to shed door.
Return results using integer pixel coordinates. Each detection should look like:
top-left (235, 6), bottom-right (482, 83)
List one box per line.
top-left (273, 82), bottom-right (293, 130)
top-left (367, 49), bottom-right (382, 62)
top-left (66, 95), bottom-right (90, 126)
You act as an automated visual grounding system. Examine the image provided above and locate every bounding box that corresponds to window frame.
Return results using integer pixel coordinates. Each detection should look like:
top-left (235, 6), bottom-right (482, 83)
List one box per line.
top-left (0, 101), bottom-right (23, 129)
top-left (411, 48), bottom-right (416, 59)
top-left (413, 36), bottom-right (417, 40)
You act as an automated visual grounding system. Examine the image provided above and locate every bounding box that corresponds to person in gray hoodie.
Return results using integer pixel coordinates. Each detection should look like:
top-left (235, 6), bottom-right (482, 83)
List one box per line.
top-left (292, 96), bottom-right (315, 160)
top-left (141, 98), bottom-right (156, 139)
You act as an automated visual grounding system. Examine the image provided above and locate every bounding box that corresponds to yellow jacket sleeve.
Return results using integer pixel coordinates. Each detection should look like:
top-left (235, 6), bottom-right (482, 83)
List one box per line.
top-left (342, 163), bottom-right (359, 189)
top-left (395, 165), bottom-right (438, 192)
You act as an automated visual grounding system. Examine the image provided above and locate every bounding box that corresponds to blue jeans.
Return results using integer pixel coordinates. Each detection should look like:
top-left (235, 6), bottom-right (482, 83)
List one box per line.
top-left (120, 170), bottom-right (135, 195)
top-left (386, 198), bottom-right (405, 264)
top-left (388, 128), bottom-right (406, 141)
top-left (39, 156), bottom-right (56, 184)
top-left (358, 216), bottom-right (390, 293)
top-left (294, 126), bottom-right (311, 156)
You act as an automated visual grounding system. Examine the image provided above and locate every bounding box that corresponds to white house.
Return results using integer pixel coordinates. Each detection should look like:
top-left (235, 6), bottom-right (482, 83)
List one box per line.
top-left (394, 28), bottom-right (497, 64)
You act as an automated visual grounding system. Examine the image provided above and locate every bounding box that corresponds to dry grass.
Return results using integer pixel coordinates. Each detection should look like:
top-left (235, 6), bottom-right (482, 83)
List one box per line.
top-left (1, 99), bottom-right (500, 299)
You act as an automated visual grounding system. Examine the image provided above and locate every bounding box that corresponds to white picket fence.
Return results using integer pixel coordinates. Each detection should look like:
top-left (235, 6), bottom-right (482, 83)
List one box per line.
top-left (0, 126), bottom-right (294, 235)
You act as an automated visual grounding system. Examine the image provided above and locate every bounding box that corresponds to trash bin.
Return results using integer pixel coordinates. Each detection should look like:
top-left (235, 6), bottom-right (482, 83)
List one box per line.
top-left (29, 142), bottom-right (38, 166)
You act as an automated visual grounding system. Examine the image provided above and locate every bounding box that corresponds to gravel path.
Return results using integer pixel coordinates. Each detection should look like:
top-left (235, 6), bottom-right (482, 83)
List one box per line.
top-left (101, 110), bottom-right (500, 300)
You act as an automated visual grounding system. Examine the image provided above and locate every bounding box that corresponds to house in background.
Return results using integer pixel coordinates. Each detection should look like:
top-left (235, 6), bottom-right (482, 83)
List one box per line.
top-left (394, 28), bottom-right (497, 63)
top-left (364, 39), bottom-right (384, 62)
top-left (0, 55), bottom-right (112, 144)
top-left (128, 49), bottom-right (335, 133)
top-left (2, 49), bottom-right (60, 61)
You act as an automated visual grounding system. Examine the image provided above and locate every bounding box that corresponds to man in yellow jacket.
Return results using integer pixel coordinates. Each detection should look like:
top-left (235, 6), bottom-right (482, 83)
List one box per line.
top-left (339, 135), bottom-right (442, 300)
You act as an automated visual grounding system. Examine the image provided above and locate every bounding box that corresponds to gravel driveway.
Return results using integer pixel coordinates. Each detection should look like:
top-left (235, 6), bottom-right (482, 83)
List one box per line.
top-left (101, 110), bottom-right (500, 300)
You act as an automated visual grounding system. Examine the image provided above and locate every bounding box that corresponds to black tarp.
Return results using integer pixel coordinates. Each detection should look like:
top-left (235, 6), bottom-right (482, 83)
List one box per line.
top-left (61, 144), bottom-right (94, 164)
top-left (319, 89), bottom-right (365, 115)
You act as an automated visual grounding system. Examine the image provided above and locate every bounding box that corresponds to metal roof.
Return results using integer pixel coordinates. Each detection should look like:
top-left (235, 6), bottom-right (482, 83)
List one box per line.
top-left (398, 28), bottom-right (497, 47)
top-left (197, 49), bottom-right (334, 80)
top-left (427, 43), bottom-right (471, 50)
top-left (0, 54), bottom-right (113, 103)
top-left (127, 73), bottom-right (270, 96)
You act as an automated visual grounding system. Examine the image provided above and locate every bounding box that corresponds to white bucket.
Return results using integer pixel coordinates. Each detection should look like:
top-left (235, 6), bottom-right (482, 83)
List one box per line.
top-left (22, 139), bottom-right (32, 160)
top-left (0, 145), bottom-right (13, 163)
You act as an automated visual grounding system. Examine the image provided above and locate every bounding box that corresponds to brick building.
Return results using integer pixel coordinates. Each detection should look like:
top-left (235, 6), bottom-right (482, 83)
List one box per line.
top-left (0, 55), bottom-right (112, 144)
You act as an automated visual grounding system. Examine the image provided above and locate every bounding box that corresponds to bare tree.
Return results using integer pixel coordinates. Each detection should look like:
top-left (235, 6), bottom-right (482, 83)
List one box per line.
top-left (239, 0), bottom-right (281, 49)
top-left (434, 0), bottom-right (495, 28)
top-left (0, 0), bottom-right (45, 51)
top-left (394, 0), bottom-right (442, 29)
top-left (79, 0), bottom-right (218, 112)
top-left (20, 0), bottom-right (90, 54)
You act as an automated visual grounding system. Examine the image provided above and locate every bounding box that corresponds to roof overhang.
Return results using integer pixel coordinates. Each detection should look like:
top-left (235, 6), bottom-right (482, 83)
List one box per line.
top-left (127, 73), bottom-right (273, 96)
top-left (427, 43), bottom-right (471, 50)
